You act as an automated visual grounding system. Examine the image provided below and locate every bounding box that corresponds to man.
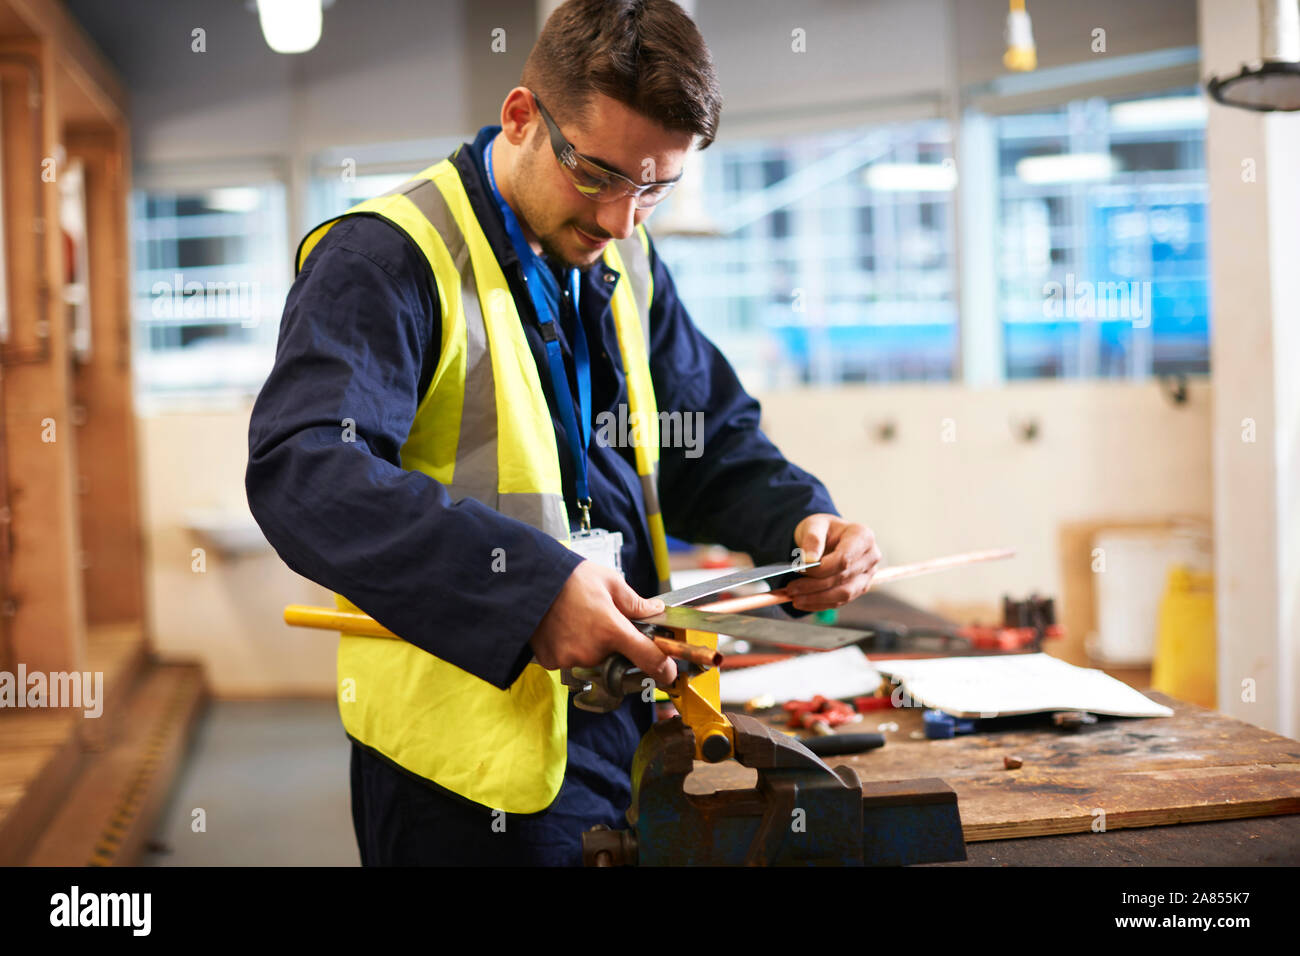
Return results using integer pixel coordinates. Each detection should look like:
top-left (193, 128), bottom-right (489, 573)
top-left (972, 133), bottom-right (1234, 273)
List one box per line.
top-left (246, 0), bottom-right (881, 866)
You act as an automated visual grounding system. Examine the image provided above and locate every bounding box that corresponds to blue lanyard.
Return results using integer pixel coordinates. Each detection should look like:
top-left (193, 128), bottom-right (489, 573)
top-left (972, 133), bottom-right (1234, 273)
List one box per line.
top-left (483, 142), bottom-right (594, 530)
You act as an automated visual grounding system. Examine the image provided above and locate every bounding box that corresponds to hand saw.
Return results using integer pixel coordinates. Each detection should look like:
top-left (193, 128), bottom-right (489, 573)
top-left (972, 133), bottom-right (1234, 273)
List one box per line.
top-left (636, 548), bottom-right (1016, 651)
top-left (633, 559), bottom-right (875, 651)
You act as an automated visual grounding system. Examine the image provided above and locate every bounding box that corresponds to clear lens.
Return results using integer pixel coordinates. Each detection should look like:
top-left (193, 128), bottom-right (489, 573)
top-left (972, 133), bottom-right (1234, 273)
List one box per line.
top-left (634, 183), bottom-right (675, 207)
top-left (567, 154), bottom-right (676, 207)
top-left (568, 161), bottom-right (611, 197)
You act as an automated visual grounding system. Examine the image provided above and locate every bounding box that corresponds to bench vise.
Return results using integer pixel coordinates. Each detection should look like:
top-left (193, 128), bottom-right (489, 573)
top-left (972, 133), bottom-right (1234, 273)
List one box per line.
top-left (575, 601), bottom-right (967, 867)
top-left (584, 712), bottom-right (965, 866)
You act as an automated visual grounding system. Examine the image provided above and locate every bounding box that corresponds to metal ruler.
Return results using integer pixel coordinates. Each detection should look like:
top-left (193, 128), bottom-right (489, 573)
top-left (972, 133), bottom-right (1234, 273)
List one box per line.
top-left (653, 561), bottom-right (819, 607)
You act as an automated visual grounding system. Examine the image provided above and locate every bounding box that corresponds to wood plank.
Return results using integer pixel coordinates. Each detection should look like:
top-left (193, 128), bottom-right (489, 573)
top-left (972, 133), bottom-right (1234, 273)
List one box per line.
top-left (0, 643), bottom-right (189, 865)
top-left (0, 4), bottom-right (36, 38)
top-left (25, 662), bottom-right (206, 866)
top-left (0, 383), bottom-right (10, 678)
top-left (0, 709), bottom-right (83, 864)
top-left (4, 0), bottom-right (127, 124)
top-left (687, 692), bottom-right (1300, 842)
top-left (79, 621), bottom-right (147, 751)
top-left (936, 813), bottom-right (1300, 865)
top-left (0, 36), bottom-right (87, 676)
top-left (69, 129), bottom-right (147, 630)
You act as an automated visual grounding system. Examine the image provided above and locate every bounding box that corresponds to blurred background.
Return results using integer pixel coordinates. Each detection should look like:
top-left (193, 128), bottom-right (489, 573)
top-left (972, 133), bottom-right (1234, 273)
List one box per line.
top-left (0, 0), bottom-right (1295, 865)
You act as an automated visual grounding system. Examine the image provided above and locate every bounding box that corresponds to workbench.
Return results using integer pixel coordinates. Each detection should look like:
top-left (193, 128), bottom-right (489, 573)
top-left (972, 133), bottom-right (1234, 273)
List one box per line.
top-left (685, 691), bottom-right (1300, 865)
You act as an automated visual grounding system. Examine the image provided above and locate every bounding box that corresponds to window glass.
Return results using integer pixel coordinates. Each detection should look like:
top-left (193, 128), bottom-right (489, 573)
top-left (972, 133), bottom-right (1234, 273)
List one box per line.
top-left (132, 183), bottom-right (290, 398)
top-left (307, 171), bottom-right (417, 227)
top-left (997, 89), bottom-right (1209, 378)
top-left (654, 120), bottom-right (957, 388)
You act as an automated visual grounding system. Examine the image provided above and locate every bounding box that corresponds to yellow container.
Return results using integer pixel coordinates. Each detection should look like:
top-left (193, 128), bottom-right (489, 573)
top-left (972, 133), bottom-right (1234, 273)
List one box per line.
top-left (1151, 565), bottom-right (1216, 708)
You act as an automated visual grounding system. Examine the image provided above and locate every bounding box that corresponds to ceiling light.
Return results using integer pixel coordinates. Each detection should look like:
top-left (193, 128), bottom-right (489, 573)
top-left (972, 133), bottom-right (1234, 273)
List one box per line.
top-left (1003, 0), bottom-right (1037, 73)
top-left (1015, 153), bottom-right (1116, 184)
top-left (1109, 96), bottom-right (1208, 129)
top-left (1207, 0), bottom-right (1300, 111)
top-left (256, 0), bottom-right (323, 54)
top-left (205, 187), bottom-right (263, 213)
top-left (864, 163), bottom-right (957, 192)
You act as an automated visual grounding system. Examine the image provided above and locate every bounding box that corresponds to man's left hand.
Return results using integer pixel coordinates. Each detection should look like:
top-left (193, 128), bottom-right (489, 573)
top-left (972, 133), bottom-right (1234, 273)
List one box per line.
top-left (784, 514), bottom-right (883, 612)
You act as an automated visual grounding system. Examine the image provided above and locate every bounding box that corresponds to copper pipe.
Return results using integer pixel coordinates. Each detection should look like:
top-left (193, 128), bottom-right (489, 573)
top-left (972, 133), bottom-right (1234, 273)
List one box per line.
top-left (649, 635), bottom-right (722, 669)
top-left (696, 548), bottom-right (1016, 613)
top-left (698, 591), bottom-right (789, 614)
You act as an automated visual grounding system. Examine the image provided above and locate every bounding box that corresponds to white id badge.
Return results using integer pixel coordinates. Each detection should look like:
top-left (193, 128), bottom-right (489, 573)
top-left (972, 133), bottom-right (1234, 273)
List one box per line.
top-left (569, 528), bottom-right (624, 576)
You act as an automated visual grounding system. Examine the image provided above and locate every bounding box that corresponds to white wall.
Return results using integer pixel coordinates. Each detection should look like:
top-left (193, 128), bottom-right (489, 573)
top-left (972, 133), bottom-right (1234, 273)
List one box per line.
top-left (759, 380), bottom-right (1212, 609)
top-left (137, 404), bottom-right (336, 697)
top-left (1199, 0), bottom-right (1300, 738)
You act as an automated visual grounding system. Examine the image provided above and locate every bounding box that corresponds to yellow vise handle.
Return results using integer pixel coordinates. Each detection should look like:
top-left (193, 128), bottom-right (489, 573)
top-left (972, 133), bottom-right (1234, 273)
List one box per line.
top-left (284, 604), bottom-right (398, 638)
top-left (282, 604), bottom-right (733, 762)
top-left (656, 625), bottom-right (734, 762)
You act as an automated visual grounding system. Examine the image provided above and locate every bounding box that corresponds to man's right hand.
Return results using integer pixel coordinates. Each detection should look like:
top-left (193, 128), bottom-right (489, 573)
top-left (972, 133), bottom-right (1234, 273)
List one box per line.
top-left (530, 560), bottom-right (677, 686)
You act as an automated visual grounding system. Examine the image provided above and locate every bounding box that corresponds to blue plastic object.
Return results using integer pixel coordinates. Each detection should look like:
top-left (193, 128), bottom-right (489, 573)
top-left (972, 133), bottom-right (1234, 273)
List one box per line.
top-left (923, 709), bottom-right (976, 739)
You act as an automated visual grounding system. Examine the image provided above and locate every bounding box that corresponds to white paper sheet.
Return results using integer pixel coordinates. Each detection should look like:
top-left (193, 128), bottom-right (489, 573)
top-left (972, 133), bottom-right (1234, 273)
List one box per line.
top-left (874, 653), bottom-right (1174, 718)
top-left (718, 647), bottom-right (882, 705)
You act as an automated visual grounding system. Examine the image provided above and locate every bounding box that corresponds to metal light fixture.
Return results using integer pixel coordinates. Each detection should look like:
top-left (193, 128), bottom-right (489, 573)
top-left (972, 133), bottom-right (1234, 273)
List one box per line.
top-left (1003, 0), bottom-right (1037, 73)
top-left (256, 0), bottom-right (323, 55)
top-left (1208, 0), bottom-right (1300, 111)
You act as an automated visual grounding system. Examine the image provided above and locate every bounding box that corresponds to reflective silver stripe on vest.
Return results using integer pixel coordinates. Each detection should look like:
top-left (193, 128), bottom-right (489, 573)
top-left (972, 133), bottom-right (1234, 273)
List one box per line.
top-left (614, 234), bottom-right (653, 354)
top-left (497, 492), bottom-right (570, 533)
top-left (640, 472), bottom-right (662, 518)
top-left (612, 233), bottom-right (669, 585)
top-left (395, 175), bottom-right (569, 540)
top-left (641, 473), bottom-right (670, 591)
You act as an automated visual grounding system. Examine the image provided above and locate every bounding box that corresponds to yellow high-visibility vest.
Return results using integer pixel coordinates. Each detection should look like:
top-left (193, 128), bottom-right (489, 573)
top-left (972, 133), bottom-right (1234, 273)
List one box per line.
top-left (295, 155), bottom-right (672, 813)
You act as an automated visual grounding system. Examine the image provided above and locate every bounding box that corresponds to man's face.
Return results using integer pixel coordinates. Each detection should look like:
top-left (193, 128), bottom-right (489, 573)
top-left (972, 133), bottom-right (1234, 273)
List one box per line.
top-left (510, 92), bottom-right (694, 269)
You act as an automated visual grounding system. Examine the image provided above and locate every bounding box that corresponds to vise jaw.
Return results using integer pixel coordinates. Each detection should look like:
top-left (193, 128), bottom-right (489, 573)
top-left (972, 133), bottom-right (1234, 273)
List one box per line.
top-left (583, 713), bottom-right (967, 867)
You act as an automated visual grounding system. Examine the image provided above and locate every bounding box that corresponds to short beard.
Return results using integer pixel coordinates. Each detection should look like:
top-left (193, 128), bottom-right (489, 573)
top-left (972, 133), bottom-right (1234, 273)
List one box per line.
top-left (537, 232), bottom-right (578, 269)
top-left (511, 133), bottom-right (592, 270)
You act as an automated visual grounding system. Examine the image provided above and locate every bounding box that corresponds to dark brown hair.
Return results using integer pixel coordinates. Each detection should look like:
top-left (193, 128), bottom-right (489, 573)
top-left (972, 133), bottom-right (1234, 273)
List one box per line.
top-left (522, 0), bottom-right (722, 148)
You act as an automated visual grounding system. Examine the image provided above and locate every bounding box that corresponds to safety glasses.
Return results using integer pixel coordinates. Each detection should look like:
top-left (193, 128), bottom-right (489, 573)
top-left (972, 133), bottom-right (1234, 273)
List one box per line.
top-left (531, 91), bottom-right (682, 209)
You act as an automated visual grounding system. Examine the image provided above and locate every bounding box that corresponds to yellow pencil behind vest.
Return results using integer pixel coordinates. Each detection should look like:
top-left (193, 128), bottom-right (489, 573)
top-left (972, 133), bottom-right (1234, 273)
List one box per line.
top-left (295, 155), bottom-right (671, 813)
